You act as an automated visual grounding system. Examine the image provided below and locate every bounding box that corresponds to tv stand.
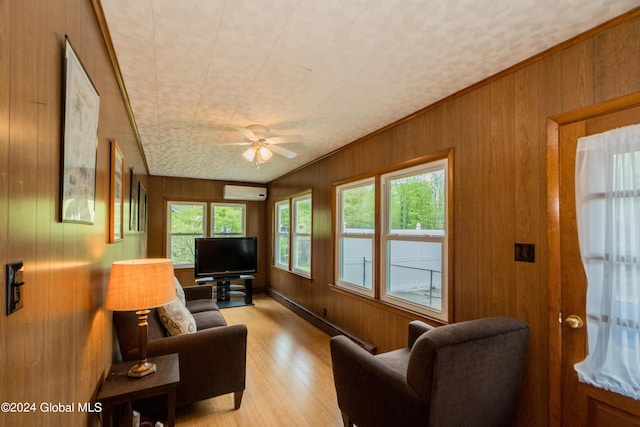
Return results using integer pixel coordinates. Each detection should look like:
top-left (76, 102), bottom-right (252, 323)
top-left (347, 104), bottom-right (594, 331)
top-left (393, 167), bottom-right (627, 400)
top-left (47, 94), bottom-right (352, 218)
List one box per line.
top-left (195, 275), bottom-right (253, 308)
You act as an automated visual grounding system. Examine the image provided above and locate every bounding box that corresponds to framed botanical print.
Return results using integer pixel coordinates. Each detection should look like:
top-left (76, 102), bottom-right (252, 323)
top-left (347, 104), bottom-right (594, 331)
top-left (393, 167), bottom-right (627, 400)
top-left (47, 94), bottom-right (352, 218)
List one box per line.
top-left (60, 36), bottom-right (100, 224)
top-left (109, 140), bottom-right (124, 242)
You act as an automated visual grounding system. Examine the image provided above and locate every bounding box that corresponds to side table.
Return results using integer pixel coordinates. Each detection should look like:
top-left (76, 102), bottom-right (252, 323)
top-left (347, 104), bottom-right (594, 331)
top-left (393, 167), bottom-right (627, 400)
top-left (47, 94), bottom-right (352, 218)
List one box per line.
top-left (97, 353), bottom-right (180, 427)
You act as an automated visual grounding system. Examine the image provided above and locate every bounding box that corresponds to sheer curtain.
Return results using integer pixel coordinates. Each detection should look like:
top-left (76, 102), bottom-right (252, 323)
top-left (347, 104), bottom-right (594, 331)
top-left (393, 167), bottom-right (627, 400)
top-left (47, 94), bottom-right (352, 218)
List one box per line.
top-left (574, 123), bottom-right (640, 400)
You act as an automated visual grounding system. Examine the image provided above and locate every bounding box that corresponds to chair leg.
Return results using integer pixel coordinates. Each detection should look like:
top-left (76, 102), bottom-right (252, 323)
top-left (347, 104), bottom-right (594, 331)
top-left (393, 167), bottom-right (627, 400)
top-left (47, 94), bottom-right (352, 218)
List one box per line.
top-left (341, 412), bottom-right (353, 427)
top-left (234, 390), bottom-right (244, 410)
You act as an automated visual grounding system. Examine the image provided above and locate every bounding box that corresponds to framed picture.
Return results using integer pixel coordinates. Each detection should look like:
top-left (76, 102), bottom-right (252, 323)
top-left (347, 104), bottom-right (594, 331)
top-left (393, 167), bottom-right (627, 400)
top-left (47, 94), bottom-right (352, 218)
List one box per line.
top-left (138, 182), bottom-right (147, 232)
top-left (109, 140), bottom-right (124, 242)
top-left (129, 167), bottom-right (138, 231)
top-left (60, 36), bottom-right (100, 224)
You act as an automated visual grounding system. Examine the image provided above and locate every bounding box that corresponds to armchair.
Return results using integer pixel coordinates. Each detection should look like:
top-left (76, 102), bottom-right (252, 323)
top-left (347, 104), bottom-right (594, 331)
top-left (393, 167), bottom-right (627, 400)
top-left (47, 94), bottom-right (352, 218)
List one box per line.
top-left (330, 317), bottom-right (530, 427)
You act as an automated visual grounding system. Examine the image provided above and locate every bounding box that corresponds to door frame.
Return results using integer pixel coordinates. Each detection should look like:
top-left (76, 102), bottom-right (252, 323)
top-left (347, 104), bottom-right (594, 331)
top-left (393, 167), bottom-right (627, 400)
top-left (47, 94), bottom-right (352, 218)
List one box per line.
top-left (546, 91), bottom-right (640, 426)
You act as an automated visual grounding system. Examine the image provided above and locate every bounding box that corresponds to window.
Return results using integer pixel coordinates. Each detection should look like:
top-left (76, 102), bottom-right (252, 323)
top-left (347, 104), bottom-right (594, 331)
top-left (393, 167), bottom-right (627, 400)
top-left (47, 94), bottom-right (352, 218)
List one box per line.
top-left (211, 203), bottom-right (245, 237)
top-left (382, 160), bottom-right (448, 319)
top-left (275, 200), bottom-right (290, 269)
top-left (274, 192), bottom-right (313, 277)
top-left (293, 194), bottom-right (312, 275)
top-left (167, 202), bottom-right (206, 267)
top-left (334, 155), bottom-right (451, 321)
top-left (336, 178), bottom-right (375, 296)
top-left (167, 201), bottom-right (246, 267)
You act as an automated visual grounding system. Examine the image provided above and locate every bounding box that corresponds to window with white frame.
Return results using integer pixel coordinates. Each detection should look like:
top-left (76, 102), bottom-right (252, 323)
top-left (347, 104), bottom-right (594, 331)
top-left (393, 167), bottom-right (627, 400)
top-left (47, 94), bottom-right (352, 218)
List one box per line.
top-left (211, 203), bottom-right (245, 237)
top-left (274, 200), bottom-right (290, 269)
top-left (167, 201), bottom-right (246, 267)
top-left (334, 156), bottom-right (450, 321)
top-left (336, 178), bottom-right (375, 296)
top-left (381, 160), bottom-right (448, 320)
top-left (293, 194), bottom-right (312, 276)
top-left (274, 192), bottom-right (313, 277)
top-left (167, 202), bottom-right (206, 267)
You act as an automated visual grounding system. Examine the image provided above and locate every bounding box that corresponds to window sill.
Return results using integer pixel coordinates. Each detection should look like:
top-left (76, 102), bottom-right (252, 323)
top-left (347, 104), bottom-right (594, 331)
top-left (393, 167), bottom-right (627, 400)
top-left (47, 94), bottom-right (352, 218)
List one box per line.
top-left (329, 283), bottom-right (447, 325)
top-left (271, 265), bottom-right (312, 281)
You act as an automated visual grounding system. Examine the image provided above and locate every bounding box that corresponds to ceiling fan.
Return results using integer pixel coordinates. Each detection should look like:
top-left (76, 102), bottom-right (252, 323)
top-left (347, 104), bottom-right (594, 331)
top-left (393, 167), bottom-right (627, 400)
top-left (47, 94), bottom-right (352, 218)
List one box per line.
top-left (235, 124), bottom-right (303, 164)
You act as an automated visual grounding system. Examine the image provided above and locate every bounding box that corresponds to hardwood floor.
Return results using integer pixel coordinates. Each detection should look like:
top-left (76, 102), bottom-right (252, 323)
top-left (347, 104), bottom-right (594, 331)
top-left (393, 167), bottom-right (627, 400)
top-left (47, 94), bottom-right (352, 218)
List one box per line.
top-left (175, 294), bottom-right (344, 426)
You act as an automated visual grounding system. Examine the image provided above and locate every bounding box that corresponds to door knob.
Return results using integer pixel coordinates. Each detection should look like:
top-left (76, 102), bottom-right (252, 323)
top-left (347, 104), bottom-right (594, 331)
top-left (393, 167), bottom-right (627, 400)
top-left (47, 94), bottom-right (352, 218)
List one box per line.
top-left (565, 315), bottom-right (584, 329)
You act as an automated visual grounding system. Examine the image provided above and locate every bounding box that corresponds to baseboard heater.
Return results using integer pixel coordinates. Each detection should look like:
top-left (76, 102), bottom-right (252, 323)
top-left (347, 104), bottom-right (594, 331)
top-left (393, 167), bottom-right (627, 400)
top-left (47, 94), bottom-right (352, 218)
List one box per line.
top-left (266, 288), bottom-right (377, 354)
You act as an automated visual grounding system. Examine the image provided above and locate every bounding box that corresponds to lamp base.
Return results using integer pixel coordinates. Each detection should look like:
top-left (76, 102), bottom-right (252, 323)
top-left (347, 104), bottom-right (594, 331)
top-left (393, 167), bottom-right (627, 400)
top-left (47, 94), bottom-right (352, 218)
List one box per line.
top-left (127, 361), bottom-right (156, 378)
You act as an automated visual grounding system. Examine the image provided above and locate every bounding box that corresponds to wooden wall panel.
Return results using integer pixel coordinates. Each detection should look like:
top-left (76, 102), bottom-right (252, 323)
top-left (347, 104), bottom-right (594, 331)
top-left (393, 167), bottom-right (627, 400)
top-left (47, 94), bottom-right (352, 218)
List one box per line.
top-left (267, 12), bottom-right (640, 427)
top-left (0, 0), bottom-right (148, 425)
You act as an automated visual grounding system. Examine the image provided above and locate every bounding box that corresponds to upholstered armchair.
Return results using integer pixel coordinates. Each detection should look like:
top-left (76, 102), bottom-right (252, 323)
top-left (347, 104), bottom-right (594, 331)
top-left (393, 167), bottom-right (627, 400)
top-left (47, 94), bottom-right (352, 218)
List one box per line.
top-left (330, 317), bottom-right (530, 427)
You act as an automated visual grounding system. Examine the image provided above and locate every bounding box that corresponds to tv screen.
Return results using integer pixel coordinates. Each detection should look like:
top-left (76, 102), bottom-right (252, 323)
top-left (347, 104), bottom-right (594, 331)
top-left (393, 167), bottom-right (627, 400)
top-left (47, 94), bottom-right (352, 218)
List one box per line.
top-left (195, 237), bottom-right (257, 278)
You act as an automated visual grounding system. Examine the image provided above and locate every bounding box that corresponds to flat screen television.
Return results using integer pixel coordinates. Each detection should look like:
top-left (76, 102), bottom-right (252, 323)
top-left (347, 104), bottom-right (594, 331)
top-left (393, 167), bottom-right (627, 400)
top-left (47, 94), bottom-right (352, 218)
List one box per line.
top-left (195, 237), bottom-right (258, 278)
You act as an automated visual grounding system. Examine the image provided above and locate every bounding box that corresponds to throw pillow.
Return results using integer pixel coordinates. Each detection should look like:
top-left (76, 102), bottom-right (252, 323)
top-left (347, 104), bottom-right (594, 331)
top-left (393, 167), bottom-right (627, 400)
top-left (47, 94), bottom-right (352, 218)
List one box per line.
top-left (173, 276), bottom-right (186, 305)
top-left (157, 299), bottom-right (196, 336)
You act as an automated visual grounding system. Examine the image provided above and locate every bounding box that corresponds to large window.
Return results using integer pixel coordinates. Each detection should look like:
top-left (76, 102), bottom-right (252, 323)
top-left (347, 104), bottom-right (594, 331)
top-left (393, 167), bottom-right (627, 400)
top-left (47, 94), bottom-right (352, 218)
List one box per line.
top-left (167, 201), bottom-right (246, 267)
top-left (274, 192), bottom-right (312, 277)
top-left (335, 155), bottom-right (451, 321)
top-left (336, 178), bottom-right (375, 296)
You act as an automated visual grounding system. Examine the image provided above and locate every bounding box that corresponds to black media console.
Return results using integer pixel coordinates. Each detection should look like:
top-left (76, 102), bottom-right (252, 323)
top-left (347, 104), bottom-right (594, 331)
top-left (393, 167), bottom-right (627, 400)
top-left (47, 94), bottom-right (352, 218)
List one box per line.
top-left (195, 275), bottom-right (254, 308)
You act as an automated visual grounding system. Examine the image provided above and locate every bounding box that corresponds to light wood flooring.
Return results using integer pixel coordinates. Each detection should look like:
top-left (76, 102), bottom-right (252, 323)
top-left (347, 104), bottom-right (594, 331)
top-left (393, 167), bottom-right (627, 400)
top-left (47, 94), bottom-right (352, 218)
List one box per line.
top-left (175, 294), bottom-right (344, 427)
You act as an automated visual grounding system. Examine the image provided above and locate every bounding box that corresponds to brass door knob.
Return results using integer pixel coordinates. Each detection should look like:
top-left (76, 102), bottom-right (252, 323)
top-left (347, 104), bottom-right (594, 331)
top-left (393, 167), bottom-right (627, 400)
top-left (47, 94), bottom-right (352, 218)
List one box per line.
top-left (565, 315), bottom-right (584, 329)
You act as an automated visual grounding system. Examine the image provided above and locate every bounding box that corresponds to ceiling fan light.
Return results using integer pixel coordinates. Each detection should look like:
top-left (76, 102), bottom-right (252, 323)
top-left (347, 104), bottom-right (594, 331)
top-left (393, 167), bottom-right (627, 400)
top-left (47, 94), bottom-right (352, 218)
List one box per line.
top-left (258, 146), bottom-right (272, 161)
top-left (243, 147), bottom-right (257, 162)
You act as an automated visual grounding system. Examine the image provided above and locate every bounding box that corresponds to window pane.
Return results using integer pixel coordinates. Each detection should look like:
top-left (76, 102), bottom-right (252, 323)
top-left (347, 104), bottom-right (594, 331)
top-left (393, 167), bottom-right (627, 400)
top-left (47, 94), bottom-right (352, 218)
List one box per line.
top-left (276, 235), bottom-right (289, 266)
top-left (170, 234), bottom-right (203, 265)
top-left (339, 237), bottom-right (373, 289)
top-left (293, 235), bottom-right (311, 272)
top-left (388, 170), bottom-right (445, 235)
top-left (295, 197), bottom-right (311, 233)
top-left (342, 184), bottom-right (375, 233)
top-left (212, 204), bottom-right (244, 236)
top-left (386, 240), bottom-right (442, 310)
top-left (277, 203), bottom-right (290, 232)
top-left (170, 204), bottom-right (204, 233)
top-left (275, 201), bottom-right (290, 268)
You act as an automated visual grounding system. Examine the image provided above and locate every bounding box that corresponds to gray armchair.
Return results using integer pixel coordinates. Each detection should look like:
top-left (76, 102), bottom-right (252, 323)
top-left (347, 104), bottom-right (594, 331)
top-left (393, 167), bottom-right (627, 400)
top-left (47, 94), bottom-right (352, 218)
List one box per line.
top-left (330, 317), bottom-right (530, 427)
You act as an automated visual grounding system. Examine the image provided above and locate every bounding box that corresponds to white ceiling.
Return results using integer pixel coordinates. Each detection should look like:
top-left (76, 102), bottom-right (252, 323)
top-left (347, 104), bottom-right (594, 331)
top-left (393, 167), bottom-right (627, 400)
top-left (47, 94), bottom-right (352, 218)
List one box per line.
top-left (100, 0), bottom-right (637, 184)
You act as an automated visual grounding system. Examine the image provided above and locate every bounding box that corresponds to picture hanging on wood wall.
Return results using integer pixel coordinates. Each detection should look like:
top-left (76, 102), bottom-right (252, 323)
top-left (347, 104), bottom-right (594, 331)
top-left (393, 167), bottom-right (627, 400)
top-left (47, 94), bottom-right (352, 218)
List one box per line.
top-left (60, 36), bottom-right (100, 224)
top-left (109, 140), bottom-right (124, 242)
top-left (138, 182), bottom-right (147, 232)
top-left (129, 167), bottom-right (138, 231)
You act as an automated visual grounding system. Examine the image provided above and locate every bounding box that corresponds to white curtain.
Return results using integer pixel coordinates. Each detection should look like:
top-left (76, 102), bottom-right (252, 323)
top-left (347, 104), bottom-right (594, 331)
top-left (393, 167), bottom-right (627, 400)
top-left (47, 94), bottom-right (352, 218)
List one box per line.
top-left (574, 123), bottom-right (640, 400)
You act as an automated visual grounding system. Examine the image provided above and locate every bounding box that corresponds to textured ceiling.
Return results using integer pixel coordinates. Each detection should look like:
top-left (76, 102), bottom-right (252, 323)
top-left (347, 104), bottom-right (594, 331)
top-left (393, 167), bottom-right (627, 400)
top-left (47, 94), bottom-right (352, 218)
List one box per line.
top-left (100, 0), bottom-right (637, 184)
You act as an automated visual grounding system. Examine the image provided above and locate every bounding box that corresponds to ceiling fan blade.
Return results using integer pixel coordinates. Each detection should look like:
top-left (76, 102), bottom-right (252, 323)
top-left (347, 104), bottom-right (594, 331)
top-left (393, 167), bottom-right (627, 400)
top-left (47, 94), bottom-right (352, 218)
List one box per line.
top-left (236, 127), bottom-right (258, 141)
top-left (267, 135), bottom-right (304, 144)
top-left (219, 142), bottom-right (252, 146)
top-left (269, 144), bottom-right (298, 159)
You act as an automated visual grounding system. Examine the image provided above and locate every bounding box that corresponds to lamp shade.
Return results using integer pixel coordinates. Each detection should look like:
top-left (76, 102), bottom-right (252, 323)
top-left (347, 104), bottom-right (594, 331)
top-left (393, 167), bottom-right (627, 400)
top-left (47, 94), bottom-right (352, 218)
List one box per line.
top-left (105, 258), bottom-right (176, 311)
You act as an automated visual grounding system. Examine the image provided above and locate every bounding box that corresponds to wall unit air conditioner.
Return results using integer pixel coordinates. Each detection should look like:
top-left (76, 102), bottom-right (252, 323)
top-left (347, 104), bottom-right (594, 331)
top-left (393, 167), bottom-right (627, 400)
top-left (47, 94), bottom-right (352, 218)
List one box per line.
top-left (223, 185), bottom-right (267, 201)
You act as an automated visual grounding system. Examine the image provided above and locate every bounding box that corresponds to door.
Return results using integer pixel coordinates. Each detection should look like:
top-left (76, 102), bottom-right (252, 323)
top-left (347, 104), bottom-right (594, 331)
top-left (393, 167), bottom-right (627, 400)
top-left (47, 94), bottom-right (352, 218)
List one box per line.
top-left (549, 96), bottom-right (640, 426)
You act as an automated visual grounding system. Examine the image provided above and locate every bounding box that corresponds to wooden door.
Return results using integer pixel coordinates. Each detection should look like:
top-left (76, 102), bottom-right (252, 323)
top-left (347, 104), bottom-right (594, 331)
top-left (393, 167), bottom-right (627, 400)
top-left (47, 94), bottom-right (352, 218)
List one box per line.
top-left (548, 95), bottom-right (640, 426)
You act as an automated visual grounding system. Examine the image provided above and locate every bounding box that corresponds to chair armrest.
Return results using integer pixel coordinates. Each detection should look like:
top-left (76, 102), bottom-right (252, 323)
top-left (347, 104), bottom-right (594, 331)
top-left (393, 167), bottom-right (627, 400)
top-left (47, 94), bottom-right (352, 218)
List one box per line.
top-left (330, 335), bottom-right (425, 426)
top-left (147, 324), bottom-right (247, 405)
top-left (183, 285), bottom-right (213, 301)
top-left (408, 320), bottom-right (434, 348)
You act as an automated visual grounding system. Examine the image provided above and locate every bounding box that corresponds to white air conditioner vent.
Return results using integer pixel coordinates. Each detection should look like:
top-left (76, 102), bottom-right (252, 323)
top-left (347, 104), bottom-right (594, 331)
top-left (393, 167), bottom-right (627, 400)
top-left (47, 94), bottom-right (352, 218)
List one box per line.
top-left (223, 185), bottom-right (267, 201)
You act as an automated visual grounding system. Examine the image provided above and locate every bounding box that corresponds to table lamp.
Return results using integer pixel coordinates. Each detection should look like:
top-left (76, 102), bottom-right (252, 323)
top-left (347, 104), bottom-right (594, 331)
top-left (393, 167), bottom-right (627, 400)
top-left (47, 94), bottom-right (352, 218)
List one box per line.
top-left (105, 258), bottom-right (176, 378)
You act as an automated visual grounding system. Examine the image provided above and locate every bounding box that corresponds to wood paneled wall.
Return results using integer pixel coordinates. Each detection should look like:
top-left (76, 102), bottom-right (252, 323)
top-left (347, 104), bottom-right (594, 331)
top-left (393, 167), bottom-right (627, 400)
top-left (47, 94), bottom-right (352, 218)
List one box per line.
top-left (0, 0), bottom-right (147, 425)
top-left (146, 176), bottom-right (268, 288)
top-left (267, 10), bottom-right (640, 427)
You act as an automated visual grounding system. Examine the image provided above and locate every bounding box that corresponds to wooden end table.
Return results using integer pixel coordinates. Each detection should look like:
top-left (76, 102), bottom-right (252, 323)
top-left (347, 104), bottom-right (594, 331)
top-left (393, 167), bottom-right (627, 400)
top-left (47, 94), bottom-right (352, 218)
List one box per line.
top-left (97, 353), bottom-right (180, 427)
